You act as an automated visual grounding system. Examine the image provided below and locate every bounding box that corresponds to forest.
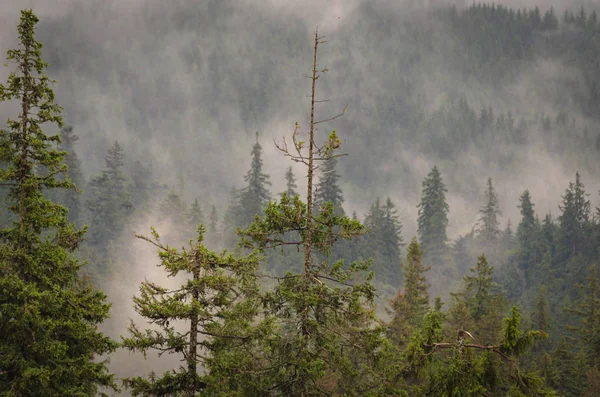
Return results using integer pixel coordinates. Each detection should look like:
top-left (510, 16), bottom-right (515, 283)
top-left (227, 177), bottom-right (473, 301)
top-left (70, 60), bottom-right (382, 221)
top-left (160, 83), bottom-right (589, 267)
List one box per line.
top-left (1, 1), bottom-right (600, 396)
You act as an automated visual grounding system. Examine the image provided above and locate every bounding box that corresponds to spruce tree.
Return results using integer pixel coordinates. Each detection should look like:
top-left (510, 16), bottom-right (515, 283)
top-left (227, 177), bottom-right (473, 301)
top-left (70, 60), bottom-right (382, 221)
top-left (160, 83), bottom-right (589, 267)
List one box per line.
top-left (363, 197), bottom-right (403, 286)
top-left (387, 237), bottom-right (430, 346)
top-left (240, 28), bottom-right (402, 395)
top-left (516, 190), bottom-right (539, 283)
top-left (283, 165), bottom-right (298, 198)
top-left (451, 254), bottom-right (506, 345)
top-left (559, 172), bottom-right (591, 259)
top-left (58, 125), bottom-right (84, 223)
top-left (85, 141), bottom-right (133, 249)
top-left (238, 135), bottom-right (271, 229)
top-left (566, 265), bottom-right (600, 369)
top-left (417, 165), bottom-right (449, 273)
top-left (477, 177), bottom-right (502, 242)
top-left (314, 156), bottom-right (344, 215)
top-left (122, 227), bottom-right (266, 396)
top-left (0, 10), bottom-right (116, 395)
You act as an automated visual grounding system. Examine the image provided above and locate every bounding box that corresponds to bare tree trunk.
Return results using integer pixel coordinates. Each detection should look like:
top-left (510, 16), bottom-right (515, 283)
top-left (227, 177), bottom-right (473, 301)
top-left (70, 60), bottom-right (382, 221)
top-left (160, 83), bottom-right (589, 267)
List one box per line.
top-left (301, 27), bottom-right (320, 339)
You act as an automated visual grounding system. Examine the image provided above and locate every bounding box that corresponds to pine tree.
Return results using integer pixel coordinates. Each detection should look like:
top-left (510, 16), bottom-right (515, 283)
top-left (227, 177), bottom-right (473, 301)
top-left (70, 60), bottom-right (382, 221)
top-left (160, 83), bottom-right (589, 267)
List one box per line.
top-left (240, 28), bottom-right (402, 395)
top-left (566, 265), bottom-right (600, 369)
top-left (85, 141), bottom-right (133, 249)
top-left (363, 197), bottom-right (403, 286)
top-left (387, 237), bottom-right (430, 346)
top-left (314, 156), bottom-right (344, 215)
top-left (559, 172), bottom-right (591, 259)
top-left (283, 165), bottom-right (298, 198)
top-left (417, 165), bottom-right (449, 272)
top-left (122, 227), bottom-right (266, 396)
top-left (57, 125), bottom-right (84, 223)
top-left (0, 10), bottom-right (117, 395)
top-left (477, 177), bottom-right (502, 242)
top-left (237, 135), bottom-right (271, 229)
top-left (501, 219), bottom-right (516, 252)
top-left (451, 254), bottom-right (506, 345)
top-left (516, 190), bottom-right (539, 283)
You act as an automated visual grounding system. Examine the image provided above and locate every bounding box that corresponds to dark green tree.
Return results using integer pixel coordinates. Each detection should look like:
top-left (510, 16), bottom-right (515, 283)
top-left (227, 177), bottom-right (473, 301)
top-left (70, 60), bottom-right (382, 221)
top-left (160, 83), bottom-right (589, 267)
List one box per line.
top-left (0, 10), bottom-right (117, 395)
top-left (57, 125), bottom-right (84, 223)
top-left (122, 227), bottom-right (266, 396)
top-left (417, 165), bottom-right (449, 275)
top-left (363, 197), bottom-right (403, 286)
top-left (451, 254), bottom-right (506, 345)
top-left (314, 156), bottom-right (344, 215)
top-left (85, 141), bottom-right (133, 249)
top-left (387, 237), bottom-right (430, 346)
top-left (238, 135), bottom-right (271, 229)
top-left (566, 265), bottom-right (600, 369)
top-left (516, 190), bottom-right (540, 283)
top-left (558, 172), bottom-right (591, 260)
top-left (477, 177), bottom-right (502, 242)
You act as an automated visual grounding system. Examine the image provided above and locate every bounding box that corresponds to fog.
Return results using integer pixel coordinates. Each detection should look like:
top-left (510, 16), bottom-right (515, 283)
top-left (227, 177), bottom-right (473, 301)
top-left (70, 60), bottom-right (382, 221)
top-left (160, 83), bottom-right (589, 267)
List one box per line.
top-left (2, 0), bottom-right (600, 393)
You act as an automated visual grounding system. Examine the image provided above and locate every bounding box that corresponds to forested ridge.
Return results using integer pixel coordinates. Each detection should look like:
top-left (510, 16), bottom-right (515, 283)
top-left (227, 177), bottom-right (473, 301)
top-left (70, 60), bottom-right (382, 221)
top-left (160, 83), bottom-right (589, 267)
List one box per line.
top-left (2, 2), bottom-right (600, 396)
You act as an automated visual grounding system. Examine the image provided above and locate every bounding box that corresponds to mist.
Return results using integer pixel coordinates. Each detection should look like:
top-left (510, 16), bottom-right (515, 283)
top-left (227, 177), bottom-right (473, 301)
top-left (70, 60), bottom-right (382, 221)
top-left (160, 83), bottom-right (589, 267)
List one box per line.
top-left (2, 0), bottom-right (600, 394)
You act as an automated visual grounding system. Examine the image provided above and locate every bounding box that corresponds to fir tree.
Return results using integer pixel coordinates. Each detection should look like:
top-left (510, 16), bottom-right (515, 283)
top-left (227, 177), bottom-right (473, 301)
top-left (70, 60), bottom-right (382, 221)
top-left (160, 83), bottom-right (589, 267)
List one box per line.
top-left (516, 190), bottom-right (539, 283)
top-left (122, 227), bottom-right (266, 396)
top-left (451, 254), bottom-right (506, 345)
top-left (566, 265), bottom-right (600, 369)
top-left (57, 125), bottom-right (84, 223)
top-left (477, 177), bottom-right (502, 242)
top-left (238, 135), bottom-right (271, 229)
top-left (363, 197), bottom-right (403, 286)
top-left (559, 172), bottom-right (591, 259)
top-left (314, 156), bottom-right (344, 215)
top-left (283, 165), bottom-right (298, 198)
top-left (417, 165), bottom-right (449, 272)
top-left (387, 237), bottom-right (430, 346)
top-left (85, 141), bottom-right (133, 249)
top-left (0, 10), bottom-right (117, 395)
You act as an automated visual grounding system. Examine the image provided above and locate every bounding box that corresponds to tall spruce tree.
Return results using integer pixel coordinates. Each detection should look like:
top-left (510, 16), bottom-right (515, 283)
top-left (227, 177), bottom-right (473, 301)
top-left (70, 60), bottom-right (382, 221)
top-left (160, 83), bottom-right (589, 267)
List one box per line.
top-left (559, 172), bottom-right (591, 260)
top-left (85, 141), bottom-right (133, 249)
top-left (0, 10), bottom-right (117, 395)
top-left (314, 156), bottom-right (344, 215)
top-left (417, 166), bottom-right (449, 272)
top-left (387, 237), bottom-right (430, 346)
top-left (238, 135), bottom-right (271, 229)
top-left (516, 190), bottom-right (539, 283)
top-left (477, 177), bottom-right (502, 242)
top-left (283, 165), bottom-right (298, 198)
top-left (240, 28), bottom-right (402, 395)
top-left (363, 197), bottom-right (403, 286)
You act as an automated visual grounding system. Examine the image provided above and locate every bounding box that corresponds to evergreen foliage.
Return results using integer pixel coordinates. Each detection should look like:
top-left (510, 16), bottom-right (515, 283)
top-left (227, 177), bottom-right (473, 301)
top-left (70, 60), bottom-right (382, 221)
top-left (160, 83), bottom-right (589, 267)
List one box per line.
top-left (0, 10), bottom-right (117, 395)
top-left (122, 226), bottom-right (267, 396)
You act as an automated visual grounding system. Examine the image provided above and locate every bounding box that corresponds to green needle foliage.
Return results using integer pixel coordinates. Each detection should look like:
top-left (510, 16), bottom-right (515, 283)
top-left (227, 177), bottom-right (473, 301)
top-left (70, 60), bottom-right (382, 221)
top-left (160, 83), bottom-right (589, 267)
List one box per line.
top-left (0, 9), bottom-right (117, 396)
top-left (240, 28), bottom-right (403, 396)
top-left (122, 226), bottom-right (269, 396)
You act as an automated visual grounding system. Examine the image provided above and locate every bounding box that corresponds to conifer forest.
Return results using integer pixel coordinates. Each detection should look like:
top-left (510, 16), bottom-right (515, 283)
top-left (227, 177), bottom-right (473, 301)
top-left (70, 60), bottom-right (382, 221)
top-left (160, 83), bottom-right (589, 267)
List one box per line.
top-left (4, 1), bottom-right (600, 396)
